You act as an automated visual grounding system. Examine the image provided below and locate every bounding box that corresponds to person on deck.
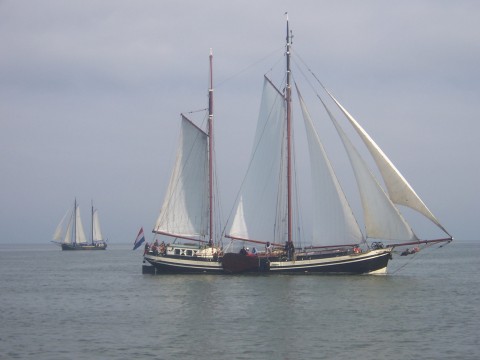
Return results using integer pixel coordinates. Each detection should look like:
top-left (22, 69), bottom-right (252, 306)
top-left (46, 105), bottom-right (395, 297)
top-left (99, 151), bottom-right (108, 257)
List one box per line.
top-left (265, 242), bottom-right (272, 255)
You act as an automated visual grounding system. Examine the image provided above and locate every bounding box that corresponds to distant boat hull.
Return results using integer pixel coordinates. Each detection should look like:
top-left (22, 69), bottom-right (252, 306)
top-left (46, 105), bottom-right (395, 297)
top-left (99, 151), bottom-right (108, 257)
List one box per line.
top-left (61, 243), bottom-right (107, 251)
top-left (143, 254), bottom-right (223, 274)
top-left (222, 249), bottom-right (392, 274)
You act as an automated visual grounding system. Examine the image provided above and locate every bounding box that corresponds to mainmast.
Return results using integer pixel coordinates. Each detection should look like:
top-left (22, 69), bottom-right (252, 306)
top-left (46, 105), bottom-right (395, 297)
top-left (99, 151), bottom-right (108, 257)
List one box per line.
top-left (73, 198), bottom-right (77, 246)
top-left (285, 14), bottom-right (293, 245)
top-left (208, 49), bottom-right (214, 247)
top-left (91, 201), bottom-right (94, 245)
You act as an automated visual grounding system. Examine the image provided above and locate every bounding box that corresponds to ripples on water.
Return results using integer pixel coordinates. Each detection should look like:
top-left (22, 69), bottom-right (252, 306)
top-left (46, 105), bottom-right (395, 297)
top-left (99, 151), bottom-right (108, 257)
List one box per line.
top-left (0, 242), bottom-right (478, 360)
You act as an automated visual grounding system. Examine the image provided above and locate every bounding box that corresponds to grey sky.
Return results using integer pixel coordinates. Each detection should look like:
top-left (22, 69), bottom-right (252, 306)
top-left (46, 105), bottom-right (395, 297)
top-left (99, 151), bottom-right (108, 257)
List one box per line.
top-left (1, 0), bottom-right (478, 244)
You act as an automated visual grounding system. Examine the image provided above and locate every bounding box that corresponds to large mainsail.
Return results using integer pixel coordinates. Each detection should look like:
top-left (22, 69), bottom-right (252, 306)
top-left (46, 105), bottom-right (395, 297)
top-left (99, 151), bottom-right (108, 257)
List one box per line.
top-left (228, 77), bottom-right (287, 242)
top-left (154, 116), bottom-right (209, 239)
top-left (297, 86), bottom-right (364, 246)
top-left (75, 206), bottom-right (88, 244)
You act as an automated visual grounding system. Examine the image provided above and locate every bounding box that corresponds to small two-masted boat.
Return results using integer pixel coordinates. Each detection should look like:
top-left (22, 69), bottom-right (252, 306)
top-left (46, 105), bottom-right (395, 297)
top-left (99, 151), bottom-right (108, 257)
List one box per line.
top-left (53, 199), bottom-right (107, 250)
top-left (144, 17), bottom-right (452, 275)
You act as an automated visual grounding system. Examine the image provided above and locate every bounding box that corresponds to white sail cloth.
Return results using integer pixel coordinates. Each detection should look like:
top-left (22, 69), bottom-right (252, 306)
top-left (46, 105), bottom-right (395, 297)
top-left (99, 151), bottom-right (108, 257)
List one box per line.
top-left (92, 209), bottom-right (103, 242)
top-left (327, 91), bottom-right (450, 237)
top-left (154, 116), bottom-right (209, 238)
top-left (75, 206), bottom-right (88, 244)
top-left (297, 86), bottom-right (364, 245)
top-left (228, 78), bottom-right (286, 242)
top-left (53, 205), bottom-right (88, 244)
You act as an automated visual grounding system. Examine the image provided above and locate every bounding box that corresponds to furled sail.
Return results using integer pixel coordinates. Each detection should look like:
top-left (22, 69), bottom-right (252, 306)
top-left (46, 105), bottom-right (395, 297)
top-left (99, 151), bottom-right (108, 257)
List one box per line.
top-left (92, 209), bottom-right (103, 242)
top-left (154, 116), bottom-right (209, 238)
top-left (75, 206), bottom-right (88, 244)
top-left (324, 103), bottom-right (416, 241)
top-left (327, 91), bottom-right (451, 237)
top-left (228, 77), bottom-right (286, 242)
top-left (297, 86), bottom-right (364, 246)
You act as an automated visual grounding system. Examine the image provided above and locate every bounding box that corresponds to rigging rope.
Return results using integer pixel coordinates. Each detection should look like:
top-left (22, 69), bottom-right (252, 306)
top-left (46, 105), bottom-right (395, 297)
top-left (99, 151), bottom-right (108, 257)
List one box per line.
top-left (215, 47), bottom-right (284, 88)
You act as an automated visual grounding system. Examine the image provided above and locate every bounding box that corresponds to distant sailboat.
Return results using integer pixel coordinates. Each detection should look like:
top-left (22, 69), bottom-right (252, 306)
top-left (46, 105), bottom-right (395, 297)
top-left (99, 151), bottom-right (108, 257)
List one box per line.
top-left (221, 16), bottom-right (452, 273)
top-left (143, 50), bottom-right (224, 273)
top-left (53, 199), bottom-right (107, 250)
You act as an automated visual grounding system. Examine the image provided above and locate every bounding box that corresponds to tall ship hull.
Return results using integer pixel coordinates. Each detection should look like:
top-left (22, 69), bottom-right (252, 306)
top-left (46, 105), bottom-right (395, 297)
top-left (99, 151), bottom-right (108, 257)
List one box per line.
top-left (222, 249), bottom-right (391, 274)
top-left (143, 254), bottom-right (223, 274)
top-left (143, 243), bottom-right (223, 274)
top-left (143, 245), bottom-right (391, 275)
top-left (61, 243), bottom-right (107, 251)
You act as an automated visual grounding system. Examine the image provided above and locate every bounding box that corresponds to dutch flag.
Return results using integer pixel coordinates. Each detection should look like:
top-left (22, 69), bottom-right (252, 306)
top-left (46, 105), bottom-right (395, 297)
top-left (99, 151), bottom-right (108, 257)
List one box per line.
top-left (133, 227), bottom-right (146, 250)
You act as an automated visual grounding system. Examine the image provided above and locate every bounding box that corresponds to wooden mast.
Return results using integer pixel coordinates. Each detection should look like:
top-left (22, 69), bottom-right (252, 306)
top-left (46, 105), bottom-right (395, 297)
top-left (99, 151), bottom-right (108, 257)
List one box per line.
top-left (91, 200), bottom-right (94, 245)
top-left (73, 198), bottom-right (77, 246)
top-left (208, 49), bottom-right (214, 247)
top-left (285, 15), bottom-right (293, 246)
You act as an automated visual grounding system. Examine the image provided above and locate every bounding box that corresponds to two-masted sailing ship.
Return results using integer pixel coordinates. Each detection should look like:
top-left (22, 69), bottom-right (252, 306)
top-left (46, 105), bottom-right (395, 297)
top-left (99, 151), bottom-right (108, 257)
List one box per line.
top-left (143, 17), bottom-right (452, 275)
top-left (53, 199), bottom-right (107, 250)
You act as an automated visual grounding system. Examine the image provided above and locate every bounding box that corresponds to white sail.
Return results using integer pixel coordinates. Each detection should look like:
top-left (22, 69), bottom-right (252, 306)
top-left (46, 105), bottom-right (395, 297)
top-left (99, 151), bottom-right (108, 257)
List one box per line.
top-left (228, 77), bottom-right (286, 242)
top-left (64, 216), bottom-right (73, 244)
top-left (297, 87), bottom-right (364, 245)
top-left (326, 107), bottom-right (416, 241)
top-left (53, 210), bottom-right (69, 242)
top-left (92, 209), bottom-right (103, 242)
top-left (327, 92), bottom-right (450, 237)
top-left (154, 116), bottom-right (209, 238)
top-left (75, 206), bottom-right (88, 244)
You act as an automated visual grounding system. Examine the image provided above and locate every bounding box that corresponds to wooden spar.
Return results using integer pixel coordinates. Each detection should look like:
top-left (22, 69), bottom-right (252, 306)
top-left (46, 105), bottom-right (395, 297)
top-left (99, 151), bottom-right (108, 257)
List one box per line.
top-left (152, 230), bottom-right (209, 243)
top-left (388, 237), bottom-right (453, 249)
top-left (305, 243), bottom-right (360, 250)
top-left (285, 14), bottom-right (293, 245)
top-left (208, 49), bottom-right (214, 247)
top-left (225, 234), bottom-right (284, 247)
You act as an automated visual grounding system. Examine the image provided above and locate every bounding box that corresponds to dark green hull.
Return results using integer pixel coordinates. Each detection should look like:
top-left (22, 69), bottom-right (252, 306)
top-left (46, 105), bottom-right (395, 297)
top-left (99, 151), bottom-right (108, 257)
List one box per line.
top-left (61, 243), bottom-right (107, 250)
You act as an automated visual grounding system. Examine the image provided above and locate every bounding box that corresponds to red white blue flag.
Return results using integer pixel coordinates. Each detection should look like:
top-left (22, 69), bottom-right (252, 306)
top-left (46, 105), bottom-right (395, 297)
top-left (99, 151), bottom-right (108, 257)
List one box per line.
top-left (133, 227), bottom-right (145, 250)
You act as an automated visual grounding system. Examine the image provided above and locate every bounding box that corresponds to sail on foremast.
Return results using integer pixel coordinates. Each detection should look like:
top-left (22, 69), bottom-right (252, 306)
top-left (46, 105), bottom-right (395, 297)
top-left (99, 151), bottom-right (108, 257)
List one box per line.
top-left (153, 115), bottom-right (209, 240)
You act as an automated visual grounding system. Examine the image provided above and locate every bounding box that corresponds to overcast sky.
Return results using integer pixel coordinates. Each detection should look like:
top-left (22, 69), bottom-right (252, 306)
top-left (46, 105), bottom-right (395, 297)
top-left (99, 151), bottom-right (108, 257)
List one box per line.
top-left (1, 0), bottom-right (478, 245)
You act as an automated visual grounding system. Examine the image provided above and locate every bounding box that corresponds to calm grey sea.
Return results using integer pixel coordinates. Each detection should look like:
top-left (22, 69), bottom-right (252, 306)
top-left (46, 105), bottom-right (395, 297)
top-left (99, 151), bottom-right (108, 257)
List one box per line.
top-left (0, 241), bottom-right (478, 360)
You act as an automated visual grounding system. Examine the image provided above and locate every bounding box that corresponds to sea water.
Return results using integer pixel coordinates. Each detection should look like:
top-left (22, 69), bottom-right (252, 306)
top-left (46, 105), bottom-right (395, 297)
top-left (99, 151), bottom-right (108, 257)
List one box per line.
top-left (0, 241), bottom-right (478, 360)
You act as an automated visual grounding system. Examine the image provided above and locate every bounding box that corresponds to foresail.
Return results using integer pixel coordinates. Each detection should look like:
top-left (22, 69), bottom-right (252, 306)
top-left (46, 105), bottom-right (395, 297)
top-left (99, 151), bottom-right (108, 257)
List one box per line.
top-left (53, 209), bottom-right (69, 242)
top-left (327, 92), bottom-right (451, 237)
top-left (75, 206), bottom-right (88, 244)
top-left (92, 209), bottom-right (103, 242)
top-left (154, 116), bottom-right (209, 238)
top-left (297, 86), bottom-right (364, 246)
top-left (64, 216), bottom-right (73, 244)
top-left (228, 77), bottom-right (286, 242)
top-left (325, 105), bottom-right (417, 241)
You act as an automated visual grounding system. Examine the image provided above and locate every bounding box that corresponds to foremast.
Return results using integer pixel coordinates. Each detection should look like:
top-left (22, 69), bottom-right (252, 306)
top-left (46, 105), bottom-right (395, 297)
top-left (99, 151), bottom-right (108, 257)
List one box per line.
top-left (285, 14), bottom-right (293, 246)
top-left (208, 49), bottom-right (214, 247)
